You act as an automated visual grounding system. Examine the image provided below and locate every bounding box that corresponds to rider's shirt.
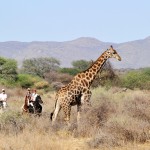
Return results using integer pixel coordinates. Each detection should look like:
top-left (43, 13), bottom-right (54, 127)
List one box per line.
top-left (0, 93), bottom-right (7, 109)
top-left (0, 93), bottom-right (7, 101)
top-left (31, 93), bottom-right (38, 101)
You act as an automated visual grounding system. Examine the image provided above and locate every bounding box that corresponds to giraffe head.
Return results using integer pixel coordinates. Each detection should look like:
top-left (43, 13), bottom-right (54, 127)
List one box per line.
top-left (105, 45), bottom-right (121, 61)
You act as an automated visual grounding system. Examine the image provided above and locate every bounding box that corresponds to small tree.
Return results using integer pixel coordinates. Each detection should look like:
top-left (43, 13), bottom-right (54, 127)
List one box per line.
top-left (21, 57), bottom-right (60, 78)
top-left (72, 59), bottom-right (92, 71)
top-left (59, 67), bottom-right (79, 76)
top-left (0, 57), bottom-right (18, 81)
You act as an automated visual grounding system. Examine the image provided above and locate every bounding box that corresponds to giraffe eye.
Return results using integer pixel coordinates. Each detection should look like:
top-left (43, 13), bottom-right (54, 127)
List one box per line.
top-left (113, 51), bottom-right (117, 54)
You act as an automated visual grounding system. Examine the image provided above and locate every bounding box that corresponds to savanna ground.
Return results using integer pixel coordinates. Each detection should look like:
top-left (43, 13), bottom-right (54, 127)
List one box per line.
top-left (0, 87), bottom-right (150, 150)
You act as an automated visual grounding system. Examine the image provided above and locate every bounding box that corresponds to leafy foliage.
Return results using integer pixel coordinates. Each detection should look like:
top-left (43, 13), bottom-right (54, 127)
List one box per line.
top-left (59, 67), bottom-right (79, 76)
top-left (59, 60), bottom-right (92, 76)
top-left (91, 61), bottom-right (117, 88)
top-left (17, 74), bottom-right (35, 88)
top-left (21, 57), bottom-right (60, 78)
top-left (0, 57), bottom-right (18, 81)
top-left (121, 68), bottom-right (150, 89)
top-left (72, 59), bottom-right (92, 71)
top-left (17, 74), bottom-right (43, 88)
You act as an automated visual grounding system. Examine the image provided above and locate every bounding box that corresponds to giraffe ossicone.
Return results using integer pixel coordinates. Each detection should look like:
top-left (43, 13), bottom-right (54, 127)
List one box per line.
top-left (50, 45), bottom-right (121, 125)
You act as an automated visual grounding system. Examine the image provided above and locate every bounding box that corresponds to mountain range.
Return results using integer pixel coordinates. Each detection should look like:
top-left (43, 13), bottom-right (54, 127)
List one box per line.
top-left (0, 36), bottom-right (150, 69)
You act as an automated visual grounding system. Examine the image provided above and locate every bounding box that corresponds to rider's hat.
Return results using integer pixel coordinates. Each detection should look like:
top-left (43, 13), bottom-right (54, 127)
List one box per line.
top-left (2, 89), bottom-right (5, 92)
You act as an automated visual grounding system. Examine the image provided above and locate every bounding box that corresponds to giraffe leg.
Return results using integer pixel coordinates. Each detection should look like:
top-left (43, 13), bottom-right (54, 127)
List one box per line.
top-left (77, 104), bottom-right (82, 124)
top-left (52, 101), bottom-right (61, 125)
top-left (81, 90), bottom-right (92, 111)
top-left (62, 105), bottom-right (71, 126)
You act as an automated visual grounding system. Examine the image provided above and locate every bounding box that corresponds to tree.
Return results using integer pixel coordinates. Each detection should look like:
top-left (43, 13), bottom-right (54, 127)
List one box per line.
top-left (91, 61), bottom-right (117, 87)
top-left (72, 59), bottom-right (92, 71)
top-left (0, 57), bottom-right (18, 81)
top-left (59, 67), bottom-right (79, 76)
top-left (21, 57), bottom-right (60, 78)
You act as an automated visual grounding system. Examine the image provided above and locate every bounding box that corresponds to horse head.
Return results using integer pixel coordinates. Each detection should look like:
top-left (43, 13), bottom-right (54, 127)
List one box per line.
top-left (35, 95), bottom-right (43, 104)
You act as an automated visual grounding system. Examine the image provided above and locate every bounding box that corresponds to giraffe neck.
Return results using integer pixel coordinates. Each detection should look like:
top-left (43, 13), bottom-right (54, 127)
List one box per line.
top-left (84, 52), bottom-right (108, 84)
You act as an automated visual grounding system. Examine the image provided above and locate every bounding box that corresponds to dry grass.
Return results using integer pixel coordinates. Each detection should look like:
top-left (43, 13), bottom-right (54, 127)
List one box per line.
top-left (0, 86), bottom-right (150, 150)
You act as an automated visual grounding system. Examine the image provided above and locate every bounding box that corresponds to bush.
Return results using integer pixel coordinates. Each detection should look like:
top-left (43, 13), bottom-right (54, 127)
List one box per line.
top-left (0, 57), bottom-right (18, 86)
top-left (21, 57), bottom-right (60, 78)
top-left (121, 68), bottom-right (150, 90)
top-left (44, 71), bottom-right (73, 85)
top-left (59, 68), bottom-right (79, 76)
top-left (34, 81), bottom-right (49, 89)
top-left (17, 74), bottom-right (35, 88)
top-left (17, 74), bottom-right (45, 89)
top-left (0, 111), bottom-right (28, 135)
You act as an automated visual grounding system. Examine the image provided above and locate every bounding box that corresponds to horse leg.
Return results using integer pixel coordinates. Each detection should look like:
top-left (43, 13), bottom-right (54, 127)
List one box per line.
top-left (35, 105), bottom-right (42, 116)
top-left (39, 105), bottom-right (42, 113)
top-left (21, 104), bottom-right (28, 114)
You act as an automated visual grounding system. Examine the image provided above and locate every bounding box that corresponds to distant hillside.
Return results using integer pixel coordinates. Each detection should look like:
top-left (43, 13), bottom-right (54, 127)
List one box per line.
top-left (0, 36), bottom-right (150, 69)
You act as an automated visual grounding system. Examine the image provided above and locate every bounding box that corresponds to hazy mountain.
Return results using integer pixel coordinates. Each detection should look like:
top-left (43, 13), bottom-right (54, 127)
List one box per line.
top-left (0, 37), bottom-right (150, 69)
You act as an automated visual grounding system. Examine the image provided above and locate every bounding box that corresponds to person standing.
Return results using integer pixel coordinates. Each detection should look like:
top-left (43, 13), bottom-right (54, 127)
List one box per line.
top-left (0, 89), bottom-right (8, 109)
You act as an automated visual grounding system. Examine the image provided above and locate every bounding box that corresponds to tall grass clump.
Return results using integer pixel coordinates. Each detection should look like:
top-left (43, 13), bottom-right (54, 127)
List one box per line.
top-left (0, 110), bottom-right (29, 135)
top-left (87, 87), bottom-right (150, 149)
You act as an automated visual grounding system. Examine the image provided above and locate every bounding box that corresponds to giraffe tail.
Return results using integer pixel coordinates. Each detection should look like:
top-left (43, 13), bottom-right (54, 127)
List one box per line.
top-left (50, 111), bottom-right (54, 120)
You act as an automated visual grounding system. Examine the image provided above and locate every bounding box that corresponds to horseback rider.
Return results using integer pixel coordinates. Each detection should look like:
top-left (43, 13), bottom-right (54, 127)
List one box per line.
top-left (22, 88), bottom-right (43, 114)
top-left (25, 88), bottom-right (32, 104)
top-left (0, 89), bottom-right (8, 109)
top-left (31, 89), bottom-right (38, 102)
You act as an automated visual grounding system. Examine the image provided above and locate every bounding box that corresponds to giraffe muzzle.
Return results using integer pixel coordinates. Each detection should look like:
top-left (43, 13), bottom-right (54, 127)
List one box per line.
top-left (116, 54), bottom-right (121, 61)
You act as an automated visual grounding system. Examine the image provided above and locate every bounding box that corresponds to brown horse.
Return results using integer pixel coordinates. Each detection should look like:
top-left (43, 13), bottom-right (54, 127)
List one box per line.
top-left (21, 95), bottom-right (43, 116)
top-left (21, 95), bottom-right (30, 114)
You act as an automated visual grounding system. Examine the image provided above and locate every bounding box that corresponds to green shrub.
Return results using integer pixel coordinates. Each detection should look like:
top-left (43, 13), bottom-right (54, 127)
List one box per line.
top-left (17, 74), bottom-right (38, 88)
top-left (18, 74), bottom-right (34, 88)
top-left (121, 68), bottom-right (150, 90)
top-left (59, 68), bottom-right (79, 76)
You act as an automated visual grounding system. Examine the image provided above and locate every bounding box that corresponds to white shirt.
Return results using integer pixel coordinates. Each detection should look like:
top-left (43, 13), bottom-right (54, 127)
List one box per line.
top-left (31, 93), bottom-right (38, 101)
top-left (0, 93), bottom-right (7, 101)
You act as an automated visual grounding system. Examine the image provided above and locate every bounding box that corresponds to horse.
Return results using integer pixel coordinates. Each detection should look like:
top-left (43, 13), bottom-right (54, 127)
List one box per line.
top-left (21, 95), bottom-right (30, 114)
top-left (28, 95), bottom-right (43, 116)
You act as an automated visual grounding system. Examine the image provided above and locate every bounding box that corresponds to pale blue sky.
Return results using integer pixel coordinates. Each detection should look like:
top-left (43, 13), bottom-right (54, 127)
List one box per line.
top-left (0, 0), bottom-right (150, 43)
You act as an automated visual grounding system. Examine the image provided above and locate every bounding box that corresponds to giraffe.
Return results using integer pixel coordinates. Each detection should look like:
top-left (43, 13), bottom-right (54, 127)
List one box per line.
top-left (50, 45), bottom-right (121, 125)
